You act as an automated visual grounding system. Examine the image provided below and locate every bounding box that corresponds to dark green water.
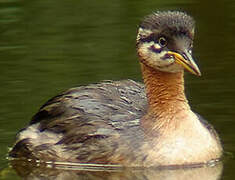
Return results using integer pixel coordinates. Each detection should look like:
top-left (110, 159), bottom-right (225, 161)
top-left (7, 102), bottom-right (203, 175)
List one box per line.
top-left (0, 0), bottom-right (235, 179)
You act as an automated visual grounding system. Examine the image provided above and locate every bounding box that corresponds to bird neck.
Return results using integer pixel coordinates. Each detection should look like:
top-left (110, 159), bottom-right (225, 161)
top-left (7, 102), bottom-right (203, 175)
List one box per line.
top-left (140, 63), bottom-right (191, 133)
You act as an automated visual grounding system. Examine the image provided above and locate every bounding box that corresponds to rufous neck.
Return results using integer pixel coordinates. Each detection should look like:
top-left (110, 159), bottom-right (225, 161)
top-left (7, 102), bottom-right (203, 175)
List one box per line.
top-left (141, 63), bottom-right (190, 117)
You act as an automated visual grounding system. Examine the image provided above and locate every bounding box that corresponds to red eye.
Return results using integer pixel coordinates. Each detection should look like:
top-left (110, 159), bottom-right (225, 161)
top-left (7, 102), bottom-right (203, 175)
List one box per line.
top-left (158, 37), bottom-right (167, 47)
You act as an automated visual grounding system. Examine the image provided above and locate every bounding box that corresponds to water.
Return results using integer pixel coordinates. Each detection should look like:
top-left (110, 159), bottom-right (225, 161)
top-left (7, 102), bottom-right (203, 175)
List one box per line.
top-left (0, 0), bottom-right (235, 179)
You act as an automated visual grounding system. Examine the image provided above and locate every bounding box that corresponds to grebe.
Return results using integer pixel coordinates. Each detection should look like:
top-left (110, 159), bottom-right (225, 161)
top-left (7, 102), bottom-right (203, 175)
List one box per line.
top-left (9, 11), bottom-right (222, 167)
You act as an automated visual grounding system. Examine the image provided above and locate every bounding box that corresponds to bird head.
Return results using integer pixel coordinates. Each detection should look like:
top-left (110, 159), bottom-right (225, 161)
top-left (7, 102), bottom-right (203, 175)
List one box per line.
top-left (136, 11), bottom-right (201, 76)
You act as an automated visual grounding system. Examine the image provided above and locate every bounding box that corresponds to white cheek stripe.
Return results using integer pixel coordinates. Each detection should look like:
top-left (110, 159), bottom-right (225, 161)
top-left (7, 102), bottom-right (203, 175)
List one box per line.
top-left (137, 28), bottom-right (153, 42)
top-left (138, 28), bottom-right (152, 37)
top-left (139, 42), bottom-right (169, 65)
top-left (153, 43), bottom-right (161, 49)
top-left (138, 42), bottom-right (183, 73)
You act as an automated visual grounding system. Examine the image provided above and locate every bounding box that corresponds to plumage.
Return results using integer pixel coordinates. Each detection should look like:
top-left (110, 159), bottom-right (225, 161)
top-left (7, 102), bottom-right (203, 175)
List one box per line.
top-left (9, 11), bottom-right (222, 167)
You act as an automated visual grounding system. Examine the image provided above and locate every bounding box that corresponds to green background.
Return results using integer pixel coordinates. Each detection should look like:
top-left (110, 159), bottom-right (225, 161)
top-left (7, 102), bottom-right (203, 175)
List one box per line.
top-left (0, 0), bottom-right (234, 179)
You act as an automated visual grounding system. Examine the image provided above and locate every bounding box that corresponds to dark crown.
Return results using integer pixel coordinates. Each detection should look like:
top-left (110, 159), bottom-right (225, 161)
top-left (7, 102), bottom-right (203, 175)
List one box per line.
top-left (140, 11), bottom-right (195, 39)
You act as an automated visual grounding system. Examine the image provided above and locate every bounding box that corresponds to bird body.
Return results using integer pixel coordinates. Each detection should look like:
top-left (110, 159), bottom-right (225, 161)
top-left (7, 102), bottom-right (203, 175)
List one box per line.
top-left (9, 11), bottom-right (223, 167)
top-left (140, 65), bottom-right (222, 166)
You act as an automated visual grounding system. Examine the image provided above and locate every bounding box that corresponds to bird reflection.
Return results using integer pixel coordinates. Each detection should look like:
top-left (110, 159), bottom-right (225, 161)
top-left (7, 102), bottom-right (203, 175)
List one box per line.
top-left (10, 160), bottom-right (223, 180)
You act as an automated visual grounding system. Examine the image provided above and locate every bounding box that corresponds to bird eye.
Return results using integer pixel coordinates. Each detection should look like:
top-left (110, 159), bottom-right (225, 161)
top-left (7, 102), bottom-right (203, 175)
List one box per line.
top-left (158, 37), bottom-right (167, 47)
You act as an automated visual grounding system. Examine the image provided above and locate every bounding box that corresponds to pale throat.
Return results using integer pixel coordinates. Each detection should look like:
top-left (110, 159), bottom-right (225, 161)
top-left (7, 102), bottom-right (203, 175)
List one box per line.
top-left (140, 63), bottom-right (192, 130)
